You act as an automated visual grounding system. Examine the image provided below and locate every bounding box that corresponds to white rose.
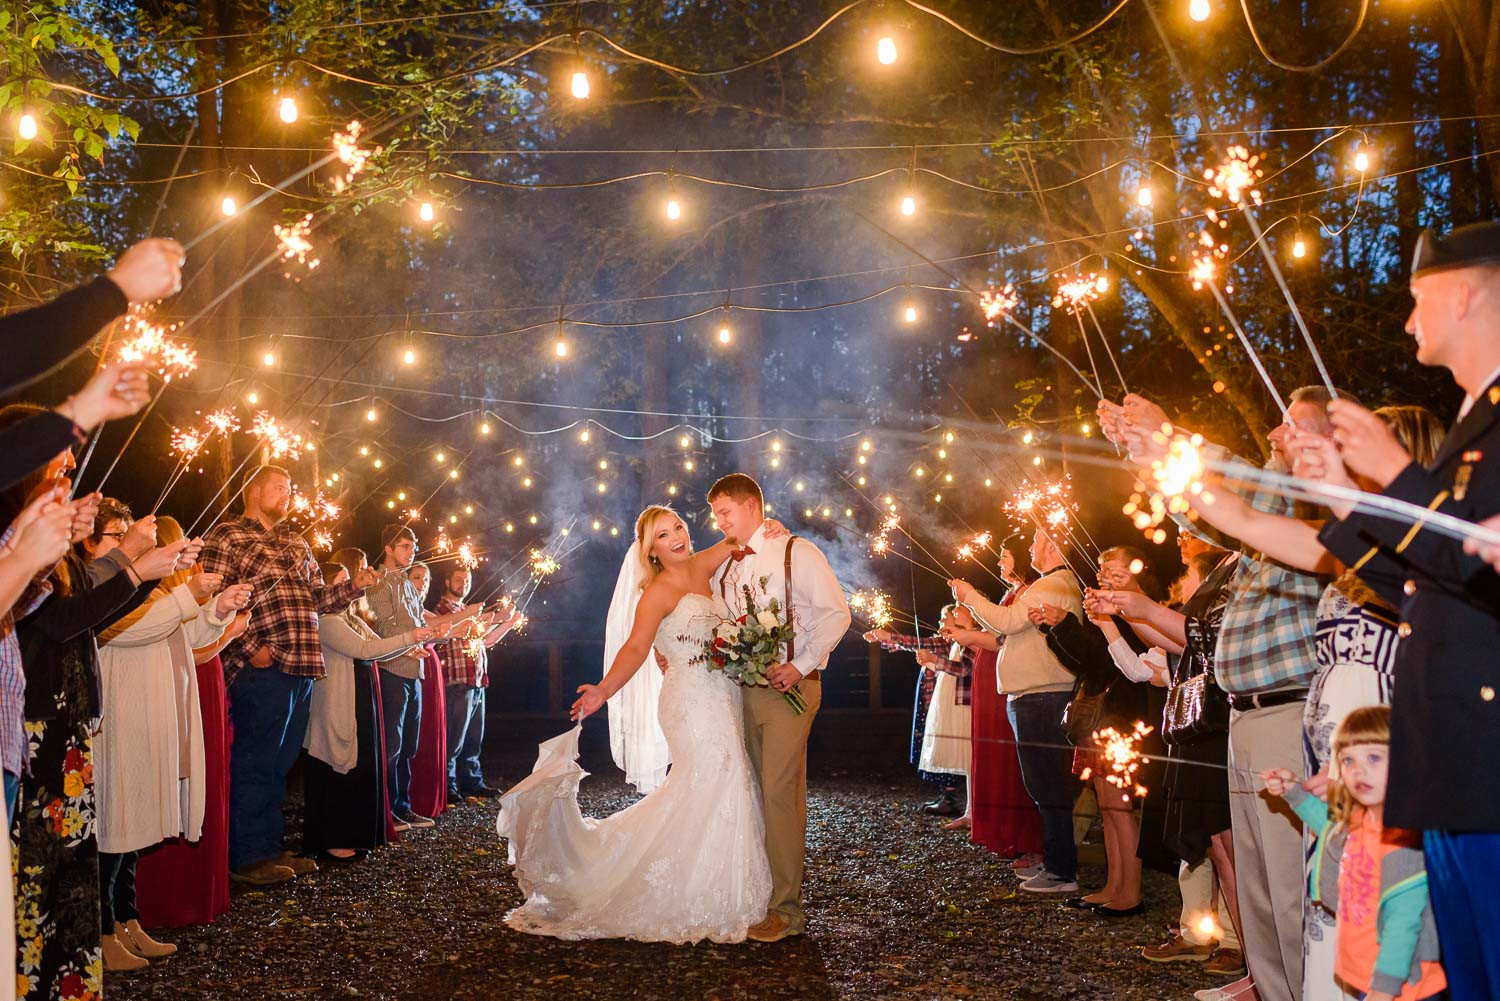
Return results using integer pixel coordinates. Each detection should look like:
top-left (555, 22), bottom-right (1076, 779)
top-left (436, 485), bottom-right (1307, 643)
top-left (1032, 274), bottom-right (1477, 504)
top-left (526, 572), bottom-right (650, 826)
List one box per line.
top-left (755, 611), bottom-right (779, 630)
top-left (715, 622), bottom-right (738, 642)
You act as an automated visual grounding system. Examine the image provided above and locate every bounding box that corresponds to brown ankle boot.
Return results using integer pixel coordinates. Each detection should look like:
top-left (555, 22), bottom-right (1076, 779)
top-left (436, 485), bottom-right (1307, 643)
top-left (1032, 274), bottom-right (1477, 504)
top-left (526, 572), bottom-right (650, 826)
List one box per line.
top-left (119, 920), bottom-right (176, 959)
top-left (102, 932), bottom-right (148, 971)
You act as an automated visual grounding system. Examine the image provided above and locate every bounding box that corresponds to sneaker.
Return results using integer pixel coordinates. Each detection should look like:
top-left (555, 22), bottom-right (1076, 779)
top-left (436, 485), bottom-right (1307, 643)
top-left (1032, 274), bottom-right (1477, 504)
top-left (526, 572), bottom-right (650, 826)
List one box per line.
top-left (1013, 863), bottom-right (1045, 879)
top-left (1204, 948), bottom-right (1246, 977)
top-left (391, 815), bottom-right (412, 833)
top-left (399, 810), bottom-right (436, 829)
top-left (1141, 934), bottom-right (1214, 963)
top-left (1020, 871), bottom-right (1080, 894)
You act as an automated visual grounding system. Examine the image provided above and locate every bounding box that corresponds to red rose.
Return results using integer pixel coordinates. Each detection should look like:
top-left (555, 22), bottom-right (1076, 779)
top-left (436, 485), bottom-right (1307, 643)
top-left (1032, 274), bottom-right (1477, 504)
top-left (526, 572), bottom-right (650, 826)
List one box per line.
top-left (737, 614), bottom-right (748, 625)
top-left (711, 656), bottom-right (725, 667)
top-left (712, 637), bottom-right (726, 650)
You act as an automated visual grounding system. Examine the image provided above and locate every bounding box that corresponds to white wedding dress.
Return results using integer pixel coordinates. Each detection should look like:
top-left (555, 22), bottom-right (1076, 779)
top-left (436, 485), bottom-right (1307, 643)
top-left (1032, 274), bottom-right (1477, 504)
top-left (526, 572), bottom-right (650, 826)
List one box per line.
top-left (496, 592), bottom-right (772, 943)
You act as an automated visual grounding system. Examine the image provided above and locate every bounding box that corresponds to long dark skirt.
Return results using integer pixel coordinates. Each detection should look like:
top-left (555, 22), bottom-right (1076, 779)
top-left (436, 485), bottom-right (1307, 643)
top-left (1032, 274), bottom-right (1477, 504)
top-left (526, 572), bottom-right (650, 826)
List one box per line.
top-left (302, 661), bottom-right (389, 855)
top-left (1135, 686), bottom-right (1179, 875)
top-left (1160, 729), bottom-right (1232, 867)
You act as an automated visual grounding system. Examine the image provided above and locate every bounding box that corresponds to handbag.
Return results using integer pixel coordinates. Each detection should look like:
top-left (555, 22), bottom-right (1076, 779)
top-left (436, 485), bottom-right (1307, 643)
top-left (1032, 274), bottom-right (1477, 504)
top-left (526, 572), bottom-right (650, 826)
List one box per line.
top-left (1162, 665), bottom-right (1231, 746)
top-left (1062, 683), bottom-right (1106, 746)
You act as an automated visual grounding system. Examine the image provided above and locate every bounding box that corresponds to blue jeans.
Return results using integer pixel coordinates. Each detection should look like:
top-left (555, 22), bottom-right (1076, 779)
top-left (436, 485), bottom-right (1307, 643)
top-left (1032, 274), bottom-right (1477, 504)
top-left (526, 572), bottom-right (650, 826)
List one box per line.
top-left (1007, 690), bottom-right (1078, 882)
top-left (1424, 829), bottom-right (1500, 1001)
top-left (445, 685), bottom-right (486, 794)
top-left (380, 671), bottom-right (421, 817)
top-left (227, 667), bottom-right (314, 870)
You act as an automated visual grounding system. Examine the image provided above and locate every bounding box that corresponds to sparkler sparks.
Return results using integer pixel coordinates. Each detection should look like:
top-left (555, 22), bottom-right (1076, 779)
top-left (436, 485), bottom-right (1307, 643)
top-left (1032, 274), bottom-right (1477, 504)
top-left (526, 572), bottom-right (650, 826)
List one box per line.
top-left (979, 284), bottom-right (1020, 323)
top-left (847, 589), bottom-right (894, 629)
top-left (202, 409), bottom-right (240, 438)
top-left (1091, 721), bottom-right (1154, 802)
top-left (956, 531), bottom-right (993, 562)
top-left (1005, 478), bottom-right (1077, 534)
top-left (1121, 432), bottom-right (1212, 543)
top-left (273, 213), bottom-right (320, 273)
top-left (310, 529), bottom-right (334, 552)
top-left (169, 426), bottom-right (207, 460)
top-left (1203, 146), bottom-right (1264, 207)
top-left (1050, 273), bottom-right (1107, 314)
top-left (116, 310), bottom-right (198, 381)
top-left (250, 412), bottom-right (304, 460)
top-left (869, 512), bottom-right (900, 557)
top-left (456, 541), bottom-right (481, 570)
top-left (330, 121), bottom-right (375, 193)
top-left (528, 549), bottom-right (560, 578)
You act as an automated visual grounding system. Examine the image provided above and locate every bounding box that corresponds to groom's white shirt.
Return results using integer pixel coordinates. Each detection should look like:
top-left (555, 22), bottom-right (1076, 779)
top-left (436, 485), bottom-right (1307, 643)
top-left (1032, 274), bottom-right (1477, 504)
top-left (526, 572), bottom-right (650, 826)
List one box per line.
top-left (715, 523), bottom-right (851, 678)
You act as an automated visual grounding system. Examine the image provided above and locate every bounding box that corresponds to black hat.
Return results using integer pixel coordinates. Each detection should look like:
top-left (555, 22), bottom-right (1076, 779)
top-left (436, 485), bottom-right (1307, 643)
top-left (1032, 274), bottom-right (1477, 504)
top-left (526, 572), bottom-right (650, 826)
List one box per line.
top-left (1411, 221), bottom-right (1500, 277)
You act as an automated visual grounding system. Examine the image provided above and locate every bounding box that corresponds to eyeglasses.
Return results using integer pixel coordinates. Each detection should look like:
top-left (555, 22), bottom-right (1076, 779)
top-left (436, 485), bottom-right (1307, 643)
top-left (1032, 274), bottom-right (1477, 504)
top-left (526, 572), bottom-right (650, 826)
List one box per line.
top-left (98, 531), bottom-right (127, 539)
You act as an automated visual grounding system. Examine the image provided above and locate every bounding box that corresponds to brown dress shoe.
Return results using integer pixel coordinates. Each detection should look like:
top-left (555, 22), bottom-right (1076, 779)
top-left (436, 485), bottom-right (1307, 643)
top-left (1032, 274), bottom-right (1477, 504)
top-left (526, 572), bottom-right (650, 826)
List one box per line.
top-left (230, 860), bottom-right (295, 886)
top-left (1140, 933), bottom-right (1214, 963)
top-left (746, 913), bottom-right (799, 943)
top-left (1204, 948), bottom-right (1246, 977)
top-left (276, 852), bottom-right (319, 876)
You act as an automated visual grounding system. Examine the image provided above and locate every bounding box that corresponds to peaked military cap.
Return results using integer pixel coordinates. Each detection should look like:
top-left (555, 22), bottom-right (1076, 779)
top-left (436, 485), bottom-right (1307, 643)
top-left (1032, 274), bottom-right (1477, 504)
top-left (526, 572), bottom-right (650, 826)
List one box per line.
top-left (1411, 220), bottom-right (1500, 277)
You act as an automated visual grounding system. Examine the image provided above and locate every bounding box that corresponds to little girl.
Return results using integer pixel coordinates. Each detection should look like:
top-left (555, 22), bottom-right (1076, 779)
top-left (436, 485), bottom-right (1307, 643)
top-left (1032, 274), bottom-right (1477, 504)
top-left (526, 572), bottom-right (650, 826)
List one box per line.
top-left (1263, 706), bottom-right (1445, 1001)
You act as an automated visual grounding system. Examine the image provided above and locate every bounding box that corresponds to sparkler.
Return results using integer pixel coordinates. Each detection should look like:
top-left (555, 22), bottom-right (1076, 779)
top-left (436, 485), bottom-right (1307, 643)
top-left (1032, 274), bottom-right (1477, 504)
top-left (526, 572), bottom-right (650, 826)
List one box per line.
top-left (250, 411), bottom-right (304, 461)
top-left (330, 121), bottom-right (375, 193)
top-left (1122, 432), bottom-right (1212, 544)
top-left (1203, 146), bottom-right (1264, 207)
top-left (847, 589), bottom-right (895, 630)
top-left (273, 213), bottom-right (321, 275)
top-left (955, 531), bottom-right (992, 562)
top-left (979, 284), bottom-right (1019, 322)
top-left (528, 549), bottom-right (561, 578)
top-left (115, 309), bottom-right (198, 382)
top-left (1083, 721), bottom-right (1154, 803)
top-left (456, 541), bottom-right (481, 571)
top-left (1050, 272), bottom-right (1108, 314)
top-left (1005, 478), bottom-right (1077, 536)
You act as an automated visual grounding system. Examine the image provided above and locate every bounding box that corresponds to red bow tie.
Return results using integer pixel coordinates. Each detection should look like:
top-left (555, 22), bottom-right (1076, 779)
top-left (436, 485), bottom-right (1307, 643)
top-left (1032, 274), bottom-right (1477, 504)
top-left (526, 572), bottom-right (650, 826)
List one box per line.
top-left (729, 545), bottom-right (756, 563)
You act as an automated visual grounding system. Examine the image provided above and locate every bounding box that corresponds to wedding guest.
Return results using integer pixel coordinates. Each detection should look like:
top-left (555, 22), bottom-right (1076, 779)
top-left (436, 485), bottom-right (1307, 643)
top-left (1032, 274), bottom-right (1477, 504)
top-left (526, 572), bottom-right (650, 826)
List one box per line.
top-left (201, 465), bottom-right (376, 885)
top-left (865, 606), bottom-right (968, 818)
top-left (432, 567), bottom-right (521, 805)
top-left (135, 522), bottom-right (249, 930)
top-left (1185, 403), bottom-right (1444, 1000)
top-left (0, 363), bottom-right (149, 495)
top-left (95, 516), bottom-right (250, 970)
top-left (365, 525), bottom-right (434, 831)
top-left (306, 559), bottom-right (435, 861)
top-left (2, 438), bottom-right (194, 1000)
top-left (1105, 387), bottom-right (1337, 1001)
top-left (1034, 546), bottom-right (1158, 917)
top-left (916, 607), bottom-right (983, 830)
top-left (951, 525), bottom-right (1083, 895)
top-left (940, 547), bottom-right (1043, 862)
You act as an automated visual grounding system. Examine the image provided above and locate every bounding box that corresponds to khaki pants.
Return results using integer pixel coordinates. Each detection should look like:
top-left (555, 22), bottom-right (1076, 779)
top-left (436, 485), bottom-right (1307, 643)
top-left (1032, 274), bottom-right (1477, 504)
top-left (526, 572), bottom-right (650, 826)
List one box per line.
top-left (1227, 701), bottom-right (1306, 1001)
top-left (743, 676), bottom-right (821, 931)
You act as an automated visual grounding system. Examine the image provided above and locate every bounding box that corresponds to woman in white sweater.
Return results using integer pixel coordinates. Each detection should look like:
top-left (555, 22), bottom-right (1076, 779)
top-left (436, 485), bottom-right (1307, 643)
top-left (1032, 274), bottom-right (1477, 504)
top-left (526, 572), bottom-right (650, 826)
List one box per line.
top-left (94, 518), bottom-right (251, 972)
top-left (305, 558), bottom-right (435, 861)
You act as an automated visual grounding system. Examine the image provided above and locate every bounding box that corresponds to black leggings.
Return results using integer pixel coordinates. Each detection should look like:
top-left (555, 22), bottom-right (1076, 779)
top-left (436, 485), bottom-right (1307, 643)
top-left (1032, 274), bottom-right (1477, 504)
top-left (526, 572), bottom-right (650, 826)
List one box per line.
top-left (98, 851), bottom-right (139, 934)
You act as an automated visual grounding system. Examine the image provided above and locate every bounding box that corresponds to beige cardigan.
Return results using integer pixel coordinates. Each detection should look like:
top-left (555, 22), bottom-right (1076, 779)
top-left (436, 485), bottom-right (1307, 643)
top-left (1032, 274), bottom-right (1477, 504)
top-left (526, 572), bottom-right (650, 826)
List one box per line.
top-left (960, 569), bottom-right (1081, 697)
top-left (308, 611), bottom-right (424, 773)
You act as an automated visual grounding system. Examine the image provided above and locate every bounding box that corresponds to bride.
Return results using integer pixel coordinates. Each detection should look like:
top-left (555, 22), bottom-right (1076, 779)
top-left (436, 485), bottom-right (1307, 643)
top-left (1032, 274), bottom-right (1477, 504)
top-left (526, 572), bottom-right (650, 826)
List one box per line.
top-left (496, 505), bottom-right (784, 944)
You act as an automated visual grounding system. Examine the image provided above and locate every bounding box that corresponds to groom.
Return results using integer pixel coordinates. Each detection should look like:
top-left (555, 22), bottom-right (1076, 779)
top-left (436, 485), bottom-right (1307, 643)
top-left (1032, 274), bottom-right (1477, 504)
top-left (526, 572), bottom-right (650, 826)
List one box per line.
top-left (707, 474), bottom-right (851, 942)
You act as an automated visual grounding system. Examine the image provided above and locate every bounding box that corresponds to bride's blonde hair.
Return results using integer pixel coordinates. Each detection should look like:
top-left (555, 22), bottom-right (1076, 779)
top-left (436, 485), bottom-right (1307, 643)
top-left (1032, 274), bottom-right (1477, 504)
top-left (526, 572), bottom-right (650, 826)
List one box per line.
top-left (635, 505), bottom-right (684, 588)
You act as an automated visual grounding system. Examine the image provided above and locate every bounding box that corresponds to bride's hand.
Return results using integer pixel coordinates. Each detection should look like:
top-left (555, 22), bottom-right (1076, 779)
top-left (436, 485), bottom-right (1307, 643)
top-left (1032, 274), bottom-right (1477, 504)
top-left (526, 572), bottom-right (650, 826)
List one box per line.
top-left (571, 683), bottom-right (606, 722)
top-left (760, 518), bottom-right (790, 540)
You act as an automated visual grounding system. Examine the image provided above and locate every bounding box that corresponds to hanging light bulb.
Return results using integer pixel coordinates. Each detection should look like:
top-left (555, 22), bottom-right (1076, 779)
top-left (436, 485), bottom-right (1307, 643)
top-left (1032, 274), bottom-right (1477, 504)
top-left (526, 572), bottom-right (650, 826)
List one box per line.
top-left (262, 351), bottom-right (275, 367)
top-left (278, 96), bottom-right (299, 124)
top-left (1292, 232), bottom-right (1308, 259)
top-left (899, 192), bottom-right (916, 217)
top-left (1096, 273), bottom-right (1110, 294)
top-left (1352, 145), bottom-right (1371, 173)
top-left (246, 391), bottom-right (260, 405)
top-left (717, 321), bottom-right (732, 345)
top-left (220, 196), bottom-right (238, 217)
top-left (1188, 0), bottom-right (1211, 21)
top-left (570, 70), bottom-right (591, 99)
top-left (403, 347), bottom-right (416, 365)
top-left (876, 36), bottom-right (898, 65)
top-left (1136, 184), bottom-right (1153, 207)
top-left (554, 337), bottom-right (568, 358)
top-left (16, 113), bottom-right (37, 141)
top-left (480, 422), bottom-right (492, 435)
top-left (665, 196), bottom-right (681, 221)
top-left (418, 201), bottom-right (435, 223)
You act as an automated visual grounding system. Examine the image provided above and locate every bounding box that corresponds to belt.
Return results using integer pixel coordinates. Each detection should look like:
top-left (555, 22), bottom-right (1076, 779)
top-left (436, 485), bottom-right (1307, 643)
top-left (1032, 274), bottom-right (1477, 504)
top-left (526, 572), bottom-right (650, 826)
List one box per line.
top-left (802, 670), bottom-right (821, 682)
top-left (1227, 688), bottom-right (1308, 712)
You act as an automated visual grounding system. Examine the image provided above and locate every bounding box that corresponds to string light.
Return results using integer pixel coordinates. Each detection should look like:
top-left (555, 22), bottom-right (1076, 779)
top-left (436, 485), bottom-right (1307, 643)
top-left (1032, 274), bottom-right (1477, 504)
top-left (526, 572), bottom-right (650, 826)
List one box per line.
top-left (679, 434), bottom-right (693, 449)
top-left (220, 196), bottom-right (238, 217)
top-left (717, 313), bottom-right (732, 345)
top-left (262, 351), bottom-right (275, 367)
top-left (403, 347), bottom-right (416, 365)
top-left (480, 422), bottom-right (492, 435)
top-left (1136, 183), bottom-right (1153, 207)
top-left (1292, 231), bottom-right (1308, 259)
top-left (876, 36), bottom-right (898, 65)
top-left (569, 69), bottom-right (591, 99)
top-left (1188, 0), bottom-right (1211, 21)
top-left (1353, 144), bottom-right (1370, 173)
top-left (578, 428), bottom-right (590, 443)
top-left (665, 175), bottom-right (682, 221)
top-left (899, 191), bottom-right (916, 217)
top-left (278, 96), bottom-right (299, 123)
top-left (16, 113), bottom-right (38, 141)
top-left (365, 408), bottom-right (377, 422)
top-left (903, 294), bottom-right (918, 325)
top-left (554, 335), bottom-right (568, 358)
top-left (418, 201), bottom-right (435, 223)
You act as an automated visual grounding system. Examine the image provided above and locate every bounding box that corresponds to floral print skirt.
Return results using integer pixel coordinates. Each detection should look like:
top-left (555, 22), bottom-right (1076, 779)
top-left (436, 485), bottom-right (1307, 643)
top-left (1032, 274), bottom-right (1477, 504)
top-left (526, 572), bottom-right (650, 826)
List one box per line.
top-left (13, 718), bottom-right (101, 1001)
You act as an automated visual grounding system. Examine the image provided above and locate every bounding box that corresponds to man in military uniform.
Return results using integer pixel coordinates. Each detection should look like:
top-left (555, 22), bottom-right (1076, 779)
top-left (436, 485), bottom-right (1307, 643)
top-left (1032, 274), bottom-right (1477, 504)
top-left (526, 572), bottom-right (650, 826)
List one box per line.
top-left (1309, 221), bottom-right (1500, 1001)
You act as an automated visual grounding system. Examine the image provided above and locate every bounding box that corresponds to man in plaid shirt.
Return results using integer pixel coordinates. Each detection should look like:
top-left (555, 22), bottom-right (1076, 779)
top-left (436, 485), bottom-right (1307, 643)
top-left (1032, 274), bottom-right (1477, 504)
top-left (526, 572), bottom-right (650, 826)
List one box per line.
top-left (202, 465), bottom-right (377, 885)
top-left (1103, 388), bottom-right (1334, 1001)
top-left (431, 566), bottom-right (522, 806)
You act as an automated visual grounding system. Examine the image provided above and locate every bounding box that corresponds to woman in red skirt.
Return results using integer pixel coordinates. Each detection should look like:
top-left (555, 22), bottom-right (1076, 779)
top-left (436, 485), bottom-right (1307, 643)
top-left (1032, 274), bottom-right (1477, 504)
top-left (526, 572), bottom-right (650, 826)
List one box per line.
top-left (405, 564), bottom-right (448, 821)
top-left (947, 551), bottom-right (1042, 859)
top-left (134, 618), bottom-right (243, 927)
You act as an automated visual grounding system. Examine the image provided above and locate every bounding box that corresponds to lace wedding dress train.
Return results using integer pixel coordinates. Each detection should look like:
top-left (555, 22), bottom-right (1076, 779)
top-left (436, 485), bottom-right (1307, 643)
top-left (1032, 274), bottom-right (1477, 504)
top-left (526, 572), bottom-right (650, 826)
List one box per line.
top-left (497, 593), bottom-right (772, 943)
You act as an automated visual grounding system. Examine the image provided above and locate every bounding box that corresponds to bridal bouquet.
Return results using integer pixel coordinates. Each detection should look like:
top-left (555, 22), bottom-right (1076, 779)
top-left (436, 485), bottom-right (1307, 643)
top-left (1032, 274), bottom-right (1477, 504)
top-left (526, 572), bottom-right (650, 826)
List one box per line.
top-left (693, 579), bottom-right (806, 714)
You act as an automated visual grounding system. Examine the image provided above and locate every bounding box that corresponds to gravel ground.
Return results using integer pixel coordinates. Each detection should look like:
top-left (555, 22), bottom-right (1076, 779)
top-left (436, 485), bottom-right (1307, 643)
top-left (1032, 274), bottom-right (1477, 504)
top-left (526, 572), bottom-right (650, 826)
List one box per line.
top-left (113, 743), bottom-right (1234, 1001)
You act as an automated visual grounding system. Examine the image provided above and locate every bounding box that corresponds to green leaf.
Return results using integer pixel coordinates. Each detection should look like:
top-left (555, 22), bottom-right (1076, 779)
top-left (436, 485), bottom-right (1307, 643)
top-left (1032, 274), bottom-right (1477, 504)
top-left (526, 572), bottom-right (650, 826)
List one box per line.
top-left (102, 112), bottom-right (120, 137)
